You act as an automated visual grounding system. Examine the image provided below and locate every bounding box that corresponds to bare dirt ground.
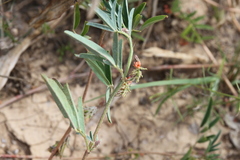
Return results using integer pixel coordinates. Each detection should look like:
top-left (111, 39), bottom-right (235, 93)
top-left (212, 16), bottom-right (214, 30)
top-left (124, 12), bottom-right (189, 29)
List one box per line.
top-left (1, 0), bottom-right (240, 160)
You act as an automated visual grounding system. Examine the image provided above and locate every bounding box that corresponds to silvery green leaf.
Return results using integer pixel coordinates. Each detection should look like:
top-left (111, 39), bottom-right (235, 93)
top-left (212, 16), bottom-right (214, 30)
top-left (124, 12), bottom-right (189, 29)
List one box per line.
top-left (65, 30), bottom-right (116, 66)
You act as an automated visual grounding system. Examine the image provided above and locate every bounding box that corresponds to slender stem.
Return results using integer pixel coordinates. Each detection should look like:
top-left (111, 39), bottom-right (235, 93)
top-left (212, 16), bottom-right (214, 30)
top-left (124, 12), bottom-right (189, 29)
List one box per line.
top-left (117, 31), bottom-right (134, 77)
top-left (124, 37), bottom-right (133, 77)
top-left (92, 82), bottom-right (123, 141)
top-left (81, 82), bottom-right (123, 160)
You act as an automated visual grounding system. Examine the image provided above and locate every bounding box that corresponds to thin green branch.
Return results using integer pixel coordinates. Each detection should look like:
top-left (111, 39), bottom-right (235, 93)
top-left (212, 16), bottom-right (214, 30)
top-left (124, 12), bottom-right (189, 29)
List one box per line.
top-left (81, 82), bottom-right (124, 160)
top-left (92, 82), bottom-right (123, 145)
top-left (117, 31), bottom-right (133, 77)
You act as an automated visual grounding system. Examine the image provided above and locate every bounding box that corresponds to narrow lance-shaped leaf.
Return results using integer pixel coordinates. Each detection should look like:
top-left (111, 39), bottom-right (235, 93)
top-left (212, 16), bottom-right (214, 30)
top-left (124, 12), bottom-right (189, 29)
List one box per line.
top-left (192, 16), bottom-right (205, 23)
top-left (118, 39), bottom-right (123, 69)
top-left (181, 24), bottom-right (193, 37)
top-left (186, 11), bottom-right (196, 19)
top-left (95, 7), bottom-right (116, 31)
top-left (112, 33), bottom-right (119, 68)
top-left (77, 53), bottom-right (112, 66)
top-left (133, 2), bottom-right (146, 18)
top-left (133, 14), bottom-right (142, 29)
top-left (73, 2), bottom-right (80, 30)
top-left (200, 97), bottom-right (213, 127)
top-left (128, 8), bottom-right (135, 35)
top-left (104, 63), bottom-right (113, 85)
top-left (209, 116), bottom-right (220, 129)
top-left (132, 32), bottom-right (145, 41)
top-left (106, 87), bottom-right (112, 123)
top-left (41, 75), bottom-right (78, 130)
top-left (110, 0), bottom-right (117, 29)
top-left (85, 59), bottom-right (111, 86)
top-left (102, 0), bottom-right (111, 11)
top-left (202, 36), bottom-right (215, 41)
top-left (62, 83), bottom-right (80, 129)
top-left (117, 5), bottom-right (123, 30)
top-left (212, 130), bottom-right (221, 144)
top-left (42, 75), bottom-right (68, 118)
top-left (64, 30), bottom-right (116, 66)
top-left (81, 21), bottom-right (90, 36)
top-left (87, 22), bottom-right (114, 32)
top-left (122, 0), bottom-right (129, 28)
top-left (195, 24), bottom-right (214, 30)
top-left (180, 147), bottom-right (192, 160)
top-left (197, 135), bottom-right (215, 143)
top-left (140, 15), bottom-right (168, 31)
top-left (171, 0), bottom-right (180, 13)
top-left (89, 131), bottom-right (94, 141)
top-left (77, 97), bottom-right (86, 134)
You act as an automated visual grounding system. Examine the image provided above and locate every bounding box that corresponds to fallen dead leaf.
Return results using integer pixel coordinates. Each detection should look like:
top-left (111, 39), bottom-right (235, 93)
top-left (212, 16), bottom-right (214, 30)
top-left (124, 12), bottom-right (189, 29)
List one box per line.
top-left (142, 47), bottom-right (209, 64)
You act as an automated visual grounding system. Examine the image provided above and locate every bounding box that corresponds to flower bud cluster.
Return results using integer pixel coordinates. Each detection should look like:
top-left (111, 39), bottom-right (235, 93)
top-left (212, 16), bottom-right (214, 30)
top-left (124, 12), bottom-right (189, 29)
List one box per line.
top-left (117, 55), bottom-right (147, 97)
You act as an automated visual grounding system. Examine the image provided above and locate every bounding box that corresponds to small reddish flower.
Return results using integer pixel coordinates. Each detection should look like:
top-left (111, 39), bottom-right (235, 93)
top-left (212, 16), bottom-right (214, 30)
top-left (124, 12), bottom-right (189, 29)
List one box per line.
top-left (164, 5), bottom-right (172, 14)
top-left (133, 55), bottom-right (141, 68)
top-left (179, 38), bottom-right (189, 46)
top-left (133, 61), bottom-right (141, 68)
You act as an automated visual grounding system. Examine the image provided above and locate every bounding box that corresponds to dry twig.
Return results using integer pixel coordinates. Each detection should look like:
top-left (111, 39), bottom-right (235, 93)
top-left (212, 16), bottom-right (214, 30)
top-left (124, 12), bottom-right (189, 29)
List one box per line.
top-left (201, 43), bottom-right (238, 96)
top-left (204, 0), bottom-right (240, 13)
top-left (141, 0), bottom-right (158, 50)
top-left (1, 150), bottom-right (182, 159)
top-left (227, 0), bottom-right (240, 33)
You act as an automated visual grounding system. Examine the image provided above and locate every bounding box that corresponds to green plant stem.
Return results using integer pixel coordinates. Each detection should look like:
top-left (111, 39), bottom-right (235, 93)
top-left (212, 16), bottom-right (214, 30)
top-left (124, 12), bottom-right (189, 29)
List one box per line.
top-left (82, 81), bottom-right (123, 160)
top-left (118, 31), bottom-right (134, 77)
top-left (92, 82), bottom-right (123, 144)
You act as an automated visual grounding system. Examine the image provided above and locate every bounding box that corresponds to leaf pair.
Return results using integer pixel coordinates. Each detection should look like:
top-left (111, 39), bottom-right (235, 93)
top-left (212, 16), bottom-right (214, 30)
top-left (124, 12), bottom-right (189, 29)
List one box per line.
top-left (42, 75), bottom-right (85, 135)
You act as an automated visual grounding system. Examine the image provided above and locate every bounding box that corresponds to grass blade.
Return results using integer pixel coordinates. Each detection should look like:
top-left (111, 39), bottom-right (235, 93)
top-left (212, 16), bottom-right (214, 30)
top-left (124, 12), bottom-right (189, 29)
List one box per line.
top-left (195, 24), bottom-right (214, 30)
top-left (200, 97), bottom-right (213, 127)
top-left (180, 147), bottom-right (192, 160)
top-left (131, 77), bottom-right (218, 90)
top-left (155, 85), bottom-right (191, 114)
